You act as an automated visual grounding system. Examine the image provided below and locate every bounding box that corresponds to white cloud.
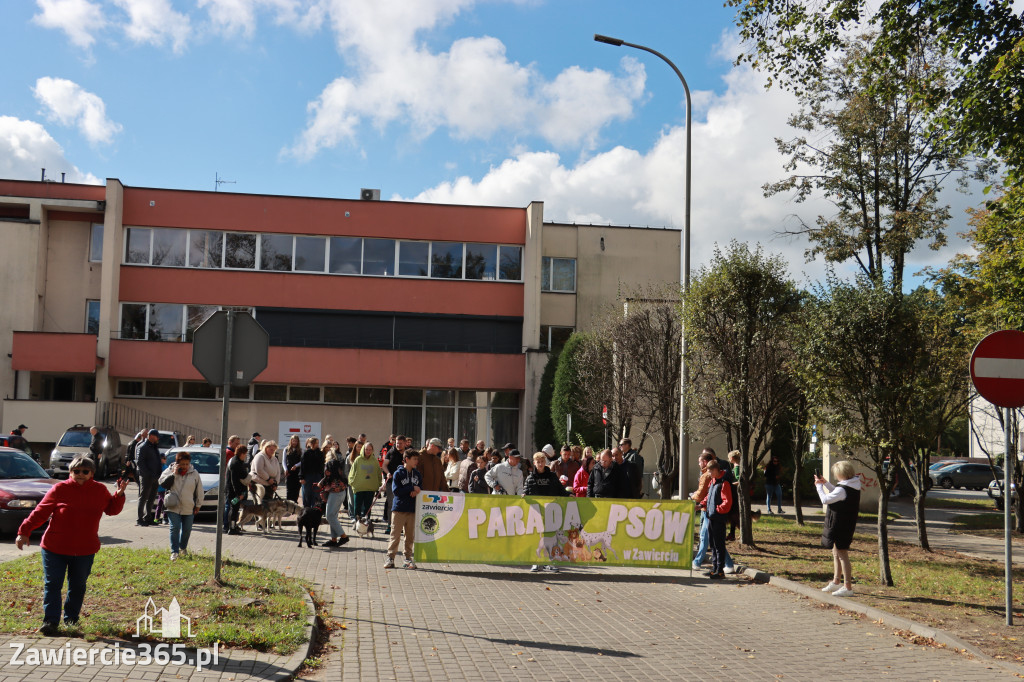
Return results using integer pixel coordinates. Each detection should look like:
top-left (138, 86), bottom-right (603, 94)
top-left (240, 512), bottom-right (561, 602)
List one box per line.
top-left (33, 0), bottom-right (107, 50)
top-left (113, 0), bottom-right (191, 52)
top-left (0, 117), bottom-right (101, 184)
top-left (198, 0), bottom-right (317, 38)
top-left (32, 77), bottom-right (123, 145)
top-left (402, 63), bottom-right (984, 284)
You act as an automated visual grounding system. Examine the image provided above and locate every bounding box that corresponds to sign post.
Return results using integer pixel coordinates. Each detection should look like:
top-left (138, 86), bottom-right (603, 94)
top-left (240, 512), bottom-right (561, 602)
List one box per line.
top-left (969, 329), bottom-right (1024, 626)
top-left (192, 311), bottom-right (269, 582)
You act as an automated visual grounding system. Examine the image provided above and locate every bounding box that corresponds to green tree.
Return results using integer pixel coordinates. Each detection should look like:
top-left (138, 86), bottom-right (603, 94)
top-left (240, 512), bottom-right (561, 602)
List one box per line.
top-left (683, 241), bottom-right (802, 544)
top-left (550, 333), bottom-right (604, 448)
top-left (763, 33), bottom-right (991, 292)
top-left (728, 0), bottom-right (1024, 170)
top-left (793, 275), bottom-right (926, 585)
top-left (533, 349), bottom-right (560, 451)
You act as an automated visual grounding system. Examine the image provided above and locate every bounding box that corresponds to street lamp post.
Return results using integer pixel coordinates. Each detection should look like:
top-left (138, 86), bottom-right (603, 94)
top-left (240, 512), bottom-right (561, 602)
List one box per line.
top-left (594, 34), bottom-right (692, 499)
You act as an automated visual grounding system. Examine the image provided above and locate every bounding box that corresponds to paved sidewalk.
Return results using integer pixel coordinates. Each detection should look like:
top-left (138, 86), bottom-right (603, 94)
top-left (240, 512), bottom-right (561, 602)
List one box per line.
top-left (1, 486), bottom-right (1019, 681)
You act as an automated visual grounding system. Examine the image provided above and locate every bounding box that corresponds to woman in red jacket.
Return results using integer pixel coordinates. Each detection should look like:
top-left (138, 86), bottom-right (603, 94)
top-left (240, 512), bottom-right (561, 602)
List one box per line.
top-left (16, 455), bottom-right (128, 635)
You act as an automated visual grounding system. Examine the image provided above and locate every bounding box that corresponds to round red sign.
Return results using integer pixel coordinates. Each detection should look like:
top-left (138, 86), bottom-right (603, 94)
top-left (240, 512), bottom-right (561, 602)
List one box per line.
top-left (970, 330), bottom-right (1024, 408)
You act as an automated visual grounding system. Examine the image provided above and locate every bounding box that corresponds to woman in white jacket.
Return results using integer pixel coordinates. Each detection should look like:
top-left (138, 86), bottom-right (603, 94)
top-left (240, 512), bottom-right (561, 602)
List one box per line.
top-left (814, 460), bottom-right (862, 598)
top-left (159, 451), bottom-right (204, 561)
top-left (250, 441), bottom-right (284, 503)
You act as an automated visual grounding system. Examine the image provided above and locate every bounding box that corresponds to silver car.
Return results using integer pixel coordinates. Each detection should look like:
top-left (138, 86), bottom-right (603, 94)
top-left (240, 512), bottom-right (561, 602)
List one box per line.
top-left (164, 447), bottom-right (222, 514)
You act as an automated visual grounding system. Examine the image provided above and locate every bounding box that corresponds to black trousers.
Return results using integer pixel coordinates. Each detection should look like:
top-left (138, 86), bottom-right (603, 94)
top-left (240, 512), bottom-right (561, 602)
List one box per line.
top-left (138, 476), bottom-right (159, 522)
top-left (709, 515), bottom-right (727, 574)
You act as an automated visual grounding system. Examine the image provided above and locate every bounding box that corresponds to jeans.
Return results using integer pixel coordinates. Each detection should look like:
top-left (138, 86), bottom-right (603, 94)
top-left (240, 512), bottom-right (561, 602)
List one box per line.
top-left (766, 482), bottom-right (783, 512)
top-left (138, 476), bottom-right (159, 522)
top-left (223, 492), bottom-right (243, 531)
top-left (325, 491), bottom-right (347, 539)
top-left (41, 549), bottom-right (94, 625)
top-left (694, 511), bottom-right (732, 569)
top-left (167, 512), bottom-right (194, 553)
top-left (709, 515), bottom-right (727, 574)
top-left (382, 481), bottom-right (394, 525)
top-left (301, 481), bottom-right (318, 508)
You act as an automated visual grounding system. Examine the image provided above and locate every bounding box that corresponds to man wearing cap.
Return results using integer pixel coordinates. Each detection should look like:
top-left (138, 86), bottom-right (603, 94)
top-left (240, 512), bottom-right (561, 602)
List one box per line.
top-left (247, 432), bottom-right (261, 454)
top-left (485, 449), bottom-right (525, 495)
top-left (136, 429), bottom-right (163, 526)
top-left (416, 438), bottom-right (446, 492)
top-left (620, 438), bottom-right (645, 498)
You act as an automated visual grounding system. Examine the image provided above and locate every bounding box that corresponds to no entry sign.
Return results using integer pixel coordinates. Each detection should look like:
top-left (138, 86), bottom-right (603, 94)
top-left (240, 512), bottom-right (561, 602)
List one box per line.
top-left (970, 330), bottom-right (1024, 408)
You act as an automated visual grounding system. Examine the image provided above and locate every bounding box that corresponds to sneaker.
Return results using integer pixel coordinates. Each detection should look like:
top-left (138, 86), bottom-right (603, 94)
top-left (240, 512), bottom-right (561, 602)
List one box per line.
top-left (338, 536), bottom-right (350, 546)
top-left (707, 572), bottom-right (725, 580)
top-left (691, 562), bottom-right (701, 570)
top-left (383, 557), bottom-right (395, 569)
top-left (543, 565), bottom-right (559, 572)
top-left (403, 559), bottom-right (417, 570)
top-left (62, 618), bottom-right (78, 627)
top-left (227, 527), bottom-right (242, 535)
top-left (530, 565), bottom-right (541, 572)
top-left (724, 566), bottom-right (736, 575)
top-left (38, 622), bottom-right (59, 637)
top-left (821, 581), bottom-right (842, 593)
top-left (170, 552), bottom-right (178, 561)
top-left (384, 526), bottom-right (391, 535)
top-left (322, 539), bottom-right (339, 548)
top-left (831, 587), bottom-right (855, 597)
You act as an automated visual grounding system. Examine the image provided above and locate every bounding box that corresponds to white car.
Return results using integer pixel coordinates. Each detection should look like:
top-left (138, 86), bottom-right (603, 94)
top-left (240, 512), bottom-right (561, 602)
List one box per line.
top-left (988, 478), bottom-right (1019, 511)
top-left (164, 446), bottom-right (222, 514)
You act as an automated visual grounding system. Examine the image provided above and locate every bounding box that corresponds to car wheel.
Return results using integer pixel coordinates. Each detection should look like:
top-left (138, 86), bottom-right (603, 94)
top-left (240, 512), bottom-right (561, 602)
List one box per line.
top-left (940, 477), bottom-right (954, 489)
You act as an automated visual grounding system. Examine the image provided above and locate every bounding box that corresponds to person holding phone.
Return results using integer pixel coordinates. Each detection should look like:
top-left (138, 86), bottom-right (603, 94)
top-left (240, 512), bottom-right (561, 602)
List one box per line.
top-left (815, 460), bottom-right (862, 597)
top-left (159, 451), bottom-right (203, 561)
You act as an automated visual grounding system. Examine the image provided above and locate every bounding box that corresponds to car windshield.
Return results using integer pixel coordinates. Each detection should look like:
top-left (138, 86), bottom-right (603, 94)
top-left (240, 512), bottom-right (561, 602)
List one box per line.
top-left (0, 452), bottom-right (49, 479)
top-left (57, 431), bottom-right (92, 447)
top-left (169, 451), bottom-right (219, 474)
top-left (157, 434), bottom-right (177, 449)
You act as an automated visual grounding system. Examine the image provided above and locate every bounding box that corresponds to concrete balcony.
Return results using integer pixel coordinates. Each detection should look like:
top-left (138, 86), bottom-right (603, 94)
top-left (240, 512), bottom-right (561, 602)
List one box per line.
top-left (11, 332), bottom-right (100, 374)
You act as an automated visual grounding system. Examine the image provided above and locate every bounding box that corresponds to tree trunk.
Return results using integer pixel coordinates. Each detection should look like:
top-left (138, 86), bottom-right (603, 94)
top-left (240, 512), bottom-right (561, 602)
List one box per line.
top-left (913, 490), bottom-right (930, 551)
top-left (876, 481), bottom-right (894, 586)
top-left (738, 456), bottom-right (754, 546)
top-left (792, 432), bottom-right (806, 526)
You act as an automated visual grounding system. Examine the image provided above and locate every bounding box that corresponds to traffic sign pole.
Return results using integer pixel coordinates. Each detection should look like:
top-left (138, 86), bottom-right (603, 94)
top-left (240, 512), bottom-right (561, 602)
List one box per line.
top-left (214, 310), bottom-right (234, 583)
top-left (1004, 406), bottom-right (1013, 627)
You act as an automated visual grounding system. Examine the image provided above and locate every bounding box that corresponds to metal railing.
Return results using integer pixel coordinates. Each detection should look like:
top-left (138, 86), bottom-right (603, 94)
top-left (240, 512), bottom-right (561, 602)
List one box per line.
top-left (96, 401), bottom-right (218, 443)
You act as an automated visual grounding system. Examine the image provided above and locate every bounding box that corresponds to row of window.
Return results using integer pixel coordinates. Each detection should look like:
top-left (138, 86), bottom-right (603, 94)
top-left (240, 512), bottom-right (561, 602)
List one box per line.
top-left (541, 257), bottom-right (577, 293)
top-left (115, 382), bottom-right (519, 409)
top-left (123, 226), bottom-right (524, 281)
top-left (114, 382), bottom-right (519, 452)
top-left (118, 303), bottom-right (253, 342)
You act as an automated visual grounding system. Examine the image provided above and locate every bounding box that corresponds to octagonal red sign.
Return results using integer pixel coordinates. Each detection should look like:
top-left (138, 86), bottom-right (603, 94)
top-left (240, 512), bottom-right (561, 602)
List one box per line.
top-left (970, 330), bottom-right (1024, 408)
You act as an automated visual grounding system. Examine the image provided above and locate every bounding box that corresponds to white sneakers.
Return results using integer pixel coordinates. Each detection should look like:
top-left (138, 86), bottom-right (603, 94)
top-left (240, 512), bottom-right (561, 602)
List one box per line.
top-left (383, 557), bottom-right (395, 569)
top-left (822, 582), bottom-right (854, 597)
top-left (170, 552), bottom-right (178, 561)
top-left (723, 566), bottom-right (736, 574)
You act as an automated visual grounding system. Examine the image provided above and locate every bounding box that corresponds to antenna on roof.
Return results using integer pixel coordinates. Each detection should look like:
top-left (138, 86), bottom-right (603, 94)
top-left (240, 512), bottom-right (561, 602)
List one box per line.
top-left (214, 172), bottom-right (236, 192)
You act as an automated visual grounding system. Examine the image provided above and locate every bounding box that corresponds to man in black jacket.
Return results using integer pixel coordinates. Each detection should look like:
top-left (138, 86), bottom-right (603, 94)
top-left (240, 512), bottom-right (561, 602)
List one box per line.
top-left (225, 445), bottom-right (250, 534)
top-left (381, 436), bottom-right (407, 532)
top-left (587, 449), bottom-right (627, 498)
top-left (136, 429), bottom-right (163, 526)
top-left (88, 426), bottom-right (104, 461)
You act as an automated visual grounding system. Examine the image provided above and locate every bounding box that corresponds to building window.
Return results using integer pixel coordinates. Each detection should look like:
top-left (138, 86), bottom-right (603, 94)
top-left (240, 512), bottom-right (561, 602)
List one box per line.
top-left (499, 246), bottom-right (522, 281)
top-left (359, 387), bottom-right (391, 405)
top-left (393, 389), bottom-right (421, 406)
top-left (89, 223), bottom-right (103, 262)
top-left (152, 228), bottom-right (187, 267)
top-left (541, 257), bottom-right (576, 293)
top-left (324, 386), bottom-right (358, 404)
top-left (149, 303), bottom-right (184, 341)
top-left (125, 228), bottom-right (152, 264)
top-left (259, 234), bottom-right (293, 271)
top-left (288, 385), bottom-right (321, 402)
top-left (116, 380), bottom-right (143, 396)
top-left (361, 238), bottom-right (395, 276)
top-left (465, 243), bottom-right (497, 280)
top-left (329, 237), bottom-right (362, 275)
top-left (224, 233), bottom-right (256, 269)
top-left (253, 384), bottom-right (288, 401)
top-left (398, 241), bottom-right (429, 277)
top-left (182, 382), bottom-right (217, 399)
top-left (85, 300), bottom-right (100, 334)
top-left (540, 325), bottom-right (574, 352)
top-left (188, 231), bottom-right (223, 268)
top-left (392, 406), bottom-right (422, 446)
top-left (145, 380), bottom-right (180, 398)
top-left (430, 242), bottom-right (464, 279)
top-left (295, 236), bottom-right (326, 272)
top-left (120, 303), bottom-right (148, 340)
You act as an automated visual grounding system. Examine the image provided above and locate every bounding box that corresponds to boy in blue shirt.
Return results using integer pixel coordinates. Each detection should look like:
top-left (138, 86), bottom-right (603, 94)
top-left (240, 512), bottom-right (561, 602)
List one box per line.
top-left (385, 450), bottom-right (422, 569)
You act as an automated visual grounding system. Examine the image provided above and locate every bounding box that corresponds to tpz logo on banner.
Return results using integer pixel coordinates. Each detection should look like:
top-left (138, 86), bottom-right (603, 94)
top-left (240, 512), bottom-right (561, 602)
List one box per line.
top-left (424, 494), bottom-right (451, 504)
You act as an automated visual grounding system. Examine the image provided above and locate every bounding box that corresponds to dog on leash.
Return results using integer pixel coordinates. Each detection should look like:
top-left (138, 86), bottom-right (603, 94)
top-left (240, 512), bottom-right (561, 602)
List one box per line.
top-left (297, 503), bottom-right (324, 548)
top-left (268, 498), bottom-right (301, 531)
top-left (237, 499), bottom-right (274, 533)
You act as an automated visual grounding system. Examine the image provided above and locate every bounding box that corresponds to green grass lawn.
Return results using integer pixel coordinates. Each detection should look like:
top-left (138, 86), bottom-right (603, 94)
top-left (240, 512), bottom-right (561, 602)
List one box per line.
top-left (924, 496), bottom-right (999, 511)
top-left (949, 512), bottom-right (1023, 543)
top-left (730, 514), bottom-right (1024, 662)
top-left (0, 548), bottom-right (310, 654)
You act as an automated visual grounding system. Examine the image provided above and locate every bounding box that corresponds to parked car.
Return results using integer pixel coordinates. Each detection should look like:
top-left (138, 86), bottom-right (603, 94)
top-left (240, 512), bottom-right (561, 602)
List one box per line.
top-left (164, 447), bottom-right (221, 514)
top-left (928, 461), bottom-right (959, 472)
top-left (0, 435), bottom-right (37, 461)
top-left (49, 425), bottom-right (125, 480)
top-left (0, 447), bottom-right (58, 535)
top-left (153, 431), bottom-right (182, 457)
top-left (928, 462), bottom-right (1003, 490)
top-left (987, 479), bottom-right (1019, 510)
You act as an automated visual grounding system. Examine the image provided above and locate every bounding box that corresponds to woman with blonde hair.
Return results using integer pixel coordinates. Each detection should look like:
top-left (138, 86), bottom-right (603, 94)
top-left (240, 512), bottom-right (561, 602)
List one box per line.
top-left (348, 442), bottom-right (382, 525)
top-left (815, 460), bottom-right (862, 598)
top-left (250, 440), bottom-right (283, 504)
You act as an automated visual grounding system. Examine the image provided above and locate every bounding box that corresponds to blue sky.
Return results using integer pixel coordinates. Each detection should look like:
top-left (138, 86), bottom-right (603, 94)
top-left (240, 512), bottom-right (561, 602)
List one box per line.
top-left (0, 0), bottom-right (991, 283)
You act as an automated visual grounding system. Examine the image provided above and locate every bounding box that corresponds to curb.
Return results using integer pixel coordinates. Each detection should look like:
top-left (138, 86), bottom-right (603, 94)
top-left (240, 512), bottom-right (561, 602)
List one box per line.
top-left (739, 566), bottom-right (1024, 677)
top-left (269, 589), bottom-right (318, 682)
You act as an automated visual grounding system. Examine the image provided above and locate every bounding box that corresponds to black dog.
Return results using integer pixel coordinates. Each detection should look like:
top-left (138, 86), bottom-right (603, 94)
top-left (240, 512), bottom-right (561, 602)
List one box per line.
top-left (297, 504), bottom-right (323, 548)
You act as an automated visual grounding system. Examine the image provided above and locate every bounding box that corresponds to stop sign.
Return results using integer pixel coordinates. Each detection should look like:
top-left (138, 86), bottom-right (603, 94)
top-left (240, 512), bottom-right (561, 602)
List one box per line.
top-left (970, 330), bottom-right (1024, 408)
top-left (192, 311), bottom-right (269, 387)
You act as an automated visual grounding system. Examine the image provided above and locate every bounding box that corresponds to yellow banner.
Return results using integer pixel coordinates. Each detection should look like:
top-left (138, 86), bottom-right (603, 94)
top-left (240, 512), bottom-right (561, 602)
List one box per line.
top-left (414, 493), bottom-right (694, 569)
